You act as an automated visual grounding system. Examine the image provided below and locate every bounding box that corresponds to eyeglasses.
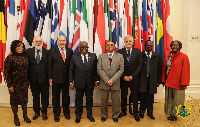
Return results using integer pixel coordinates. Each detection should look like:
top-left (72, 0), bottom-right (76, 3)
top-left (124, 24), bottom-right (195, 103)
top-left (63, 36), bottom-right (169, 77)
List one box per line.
top-left (106, 44), bottom-right (114, 47)
top-left (145, 45), bottom-right (153, 47)
top-left (34, 41), bottom-right (43, 43)
top-left (171, 45), bottom-right (179, 47)
top-left (80, 47), bottom-right (89, 50)
top-left (59, 40), bottom-right (66, 42)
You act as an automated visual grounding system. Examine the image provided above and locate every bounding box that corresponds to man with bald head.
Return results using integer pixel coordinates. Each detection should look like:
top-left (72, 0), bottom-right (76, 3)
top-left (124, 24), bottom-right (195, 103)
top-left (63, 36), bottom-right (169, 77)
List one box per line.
top-left (26, 36), bottom-right (49, 120)
top-left (69, 41), bottom-right (99, 123)
top-left (48, 36), bottom-right (73, 122)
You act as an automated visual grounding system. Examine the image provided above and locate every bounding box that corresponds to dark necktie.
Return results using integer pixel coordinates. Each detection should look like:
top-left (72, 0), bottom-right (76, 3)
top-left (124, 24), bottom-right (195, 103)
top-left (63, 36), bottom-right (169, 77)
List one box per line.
top-left (147, 52), bottom-right (150, 77)
top-left (84, 55), bottom-right (87, 67)
top-left (127, 50), bottom-right (130, 63)
top-left (109, 53), bottom-right (112, 66)
top-left (36, 50), bottom-right (40, 64)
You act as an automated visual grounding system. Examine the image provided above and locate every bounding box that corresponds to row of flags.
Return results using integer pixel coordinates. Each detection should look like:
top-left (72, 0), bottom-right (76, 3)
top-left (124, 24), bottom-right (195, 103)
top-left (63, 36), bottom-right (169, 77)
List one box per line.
top-left (0, 0), bottom-right (173, 83)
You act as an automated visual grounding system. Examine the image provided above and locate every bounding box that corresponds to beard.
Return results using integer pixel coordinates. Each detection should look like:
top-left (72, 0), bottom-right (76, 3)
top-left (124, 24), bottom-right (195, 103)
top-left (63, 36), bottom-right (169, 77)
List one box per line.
top-left (35, 45), bottom-right (43, 50)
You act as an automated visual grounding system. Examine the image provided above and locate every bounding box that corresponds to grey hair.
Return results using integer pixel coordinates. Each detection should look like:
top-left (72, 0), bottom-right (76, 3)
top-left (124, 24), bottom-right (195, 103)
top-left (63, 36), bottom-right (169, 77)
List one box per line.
top-left (124, 35), bottom-right (133, 43)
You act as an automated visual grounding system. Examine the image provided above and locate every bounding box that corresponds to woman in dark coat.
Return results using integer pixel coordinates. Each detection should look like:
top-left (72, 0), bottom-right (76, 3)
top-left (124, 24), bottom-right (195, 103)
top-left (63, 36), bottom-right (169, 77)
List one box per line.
top-left (161, 40), bottom-right (190, 121)
top-left (4, 40), bottom-right (31, 126)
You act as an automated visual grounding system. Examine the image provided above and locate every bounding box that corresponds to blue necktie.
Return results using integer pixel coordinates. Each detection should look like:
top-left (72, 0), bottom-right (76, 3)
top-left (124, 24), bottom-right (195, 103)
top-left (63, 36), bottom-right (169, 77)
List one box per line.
top-left (127, 50), bottom-right (130, 63)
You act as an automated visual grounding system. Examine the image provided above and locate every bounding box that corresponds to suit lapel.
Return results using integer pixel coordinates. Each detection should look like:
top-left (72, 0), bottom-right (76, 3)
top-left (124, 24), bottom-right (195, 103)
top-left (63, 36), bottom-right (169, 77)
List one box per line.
top-left (31, 48), bottom-right (37, 64)
top-left (104, 53), bottom-right (110, 66)
top-left (87, 53), bottom-right (92, 67)
top-left (55, 47), bottom-right (64, 63)
top-left (111, 52), bottom-right (117, 67)
top-left (77, 53), bottom-right (86, 69)
top-left (40, 48), bottom-right (45, 63)
top-left (129, 48), bottom-right (135, 63)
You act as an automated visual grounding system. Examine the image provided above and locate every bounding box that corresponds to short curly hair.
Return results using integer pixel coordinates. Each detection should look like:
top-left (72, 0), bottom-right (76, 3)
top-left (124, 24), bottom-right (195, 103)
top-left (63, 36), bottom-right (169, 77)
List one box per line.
top-left (10, 40), bottom-right (25, 54)
top-left (170, 40), bottom-right (182, 50)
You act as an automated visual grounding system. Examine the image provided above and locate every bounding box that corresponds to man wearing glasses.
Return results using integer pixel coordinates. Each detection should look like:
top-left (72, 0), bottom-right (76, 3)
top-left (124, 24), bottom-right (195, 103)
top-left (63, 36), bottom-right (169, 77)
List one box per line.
top-left (47, 36), bottom-right (73, 122)
top-left (97, 41), bottom-right (124, 123)
top-left (69, 41), bottom-right (99, 123)
top-left (26, 36), bottom-right (49, 120)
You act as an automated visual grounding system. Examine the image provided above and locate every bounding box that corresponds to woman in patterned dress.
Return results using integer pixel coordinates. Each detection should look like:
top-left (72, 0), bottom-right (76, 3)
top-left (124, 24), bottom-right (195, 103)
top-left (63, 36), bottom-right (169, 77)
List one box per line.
top-left (4, 40), bottom-right (31, 126)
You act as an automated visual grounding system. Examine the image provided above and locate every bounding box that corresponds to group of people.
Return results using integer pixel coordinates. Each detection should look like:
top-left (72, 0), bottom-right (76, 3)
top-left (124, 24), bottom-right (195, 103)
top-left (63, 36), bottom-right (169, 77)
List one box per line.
top-left (4, 35), bottom-right (190, 126)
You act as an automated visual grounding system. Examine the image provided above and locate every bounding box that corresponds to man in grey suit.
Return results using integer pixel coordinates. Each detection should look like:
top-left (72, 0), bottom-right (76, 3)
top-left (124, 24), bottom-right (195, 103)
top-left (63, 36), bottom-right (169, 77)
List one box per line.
top-left (69, 41), bottom-right (99, 123)
top-left (97, 41), bottom-right (124, 123)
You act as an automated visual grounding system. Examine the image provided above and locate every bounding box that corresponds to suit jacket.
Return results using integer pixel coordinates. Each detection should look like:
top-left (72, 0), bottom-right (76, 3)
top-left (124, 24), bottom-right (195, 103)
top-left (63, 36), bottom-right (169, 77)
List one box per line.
top-left (97, 52), bottom-right (124, 90)
top-left (139, 51), bottom-right (162, 94)
top-left (161, 51), bottom-right (190, 89)
top-left (118, 48), bottom-right (142, 85)
top-left (47, 47), bottom-right (73, 84)
top-left (26, 47), bottom-right (48, 84)
top-left (69, 52), bottom-right (99, 89)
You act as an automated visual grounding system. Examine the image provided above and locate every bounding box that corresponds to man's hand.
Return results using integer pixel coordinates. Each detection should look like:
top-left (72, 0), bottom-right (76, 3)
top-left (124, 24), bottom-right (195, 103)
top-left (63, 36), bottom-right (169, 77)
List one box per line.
top-left (123, 76), bottom-right (129, 81)
top-left (70, 83), bottom-right (75, 90)
top-left (181, 85), bottom-right (187, 90)
top-left (49, 79), bottom-right (53, 84)
top-left (95, 81), bottom-right (99, 87)
top-left (8, 87), bottom-right (14, 93)
top-left (107, 80), bottom-right (114, 86)
top-left (127, 76), bottom-right (133, 81)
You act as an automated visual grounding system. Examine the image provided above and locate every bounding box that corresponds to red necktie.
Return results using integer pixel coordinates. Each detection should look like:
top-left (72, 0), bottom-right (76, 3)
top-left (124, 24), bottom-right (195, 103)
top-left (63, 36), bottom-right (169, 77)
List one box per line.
top-left (61, 48), bottom-right (65, 62)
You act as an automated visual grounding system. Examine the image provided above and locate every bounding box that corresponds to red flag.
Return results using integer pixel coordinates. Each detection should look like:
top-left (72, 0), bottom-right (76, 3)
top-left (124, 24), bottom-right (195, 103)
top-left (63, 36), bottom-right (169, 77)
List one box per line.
top-left (125, 0), bottom-right (132, 35)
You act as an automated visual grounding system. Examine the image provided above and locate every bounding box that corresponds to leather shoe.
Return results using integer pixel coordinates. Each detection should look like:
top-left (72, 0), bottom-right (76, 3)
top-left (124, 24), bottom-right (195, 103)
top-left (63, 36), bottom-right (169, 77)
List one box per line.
top-left (118, 112), bottom-right (127, 118)
top-left (113, 118), bottom-right (118, 123)
top-left (101, 117), bottom-right (107, 122)
top-left (147, 113), bottom-right (155, 120)
top-left (54, 116), bottom-right (60, 122)
top-left (87, 116), bottom-right (95, 122)
top-left (32, 113), bottom-right (40, 120)
top-left (42, 114), bottom-right (48, 120)
top-left (65, 114), bottom-right (71, 120)
top-left (75, 117), bottom-right (81, 123)
top-left (24, 117), bottom-right (31, 123)
top-left (139, 113), bottom-right (144, 118)
top-left (134, 114), bottom-right (140, 122)
top-left (14, 116), bottom-right (20, 126)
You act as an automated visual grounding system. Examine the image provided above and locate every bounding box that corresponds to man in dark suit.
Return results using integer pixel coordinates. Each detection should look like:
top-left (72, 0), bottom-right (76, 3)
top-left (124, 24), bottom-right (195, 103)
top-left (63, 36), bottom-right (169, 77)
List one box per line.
top-left (118, 35), bottom-right (142, 122)
top-left (97, 41), bottom-right (124, 123)
top-left (26, 36), bottom-right (49, 120)
top-left (47, 35), bottom-right (73, 122)
top-left (69, 41), bottom-right (99, 123)
top-left (139, 40), bottom-right (162, 120)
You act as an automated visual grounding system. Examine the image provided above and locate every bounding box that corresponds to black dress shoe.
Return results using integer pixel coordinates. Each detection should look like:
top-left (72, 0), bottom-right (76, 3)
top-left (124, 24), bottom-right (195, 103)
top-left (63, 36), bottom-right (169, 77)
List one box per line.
top-left (139, 113), bottom-right (144, 118)
top-left (134, 114), bottom-right (140, 122)
top-left (65, 114), bottom-right (71, 120)
top-left (87, 116), bottom-right (95, 122)
top-left (42, 114), bottom-right (48, 120)
top-left (75, 117), bottom-right (81, 123)
top-left (32, 113), bottom-right (40, 120)
top-left (101, 117), bottom-right (107, 122)
top-left (147, 113), bottom-right (155, 120)
top-left (14, 116), bottom-right (20, 126)
top-left (24, 117), bottom-right (31, 123)
top-left (118, 112), bottom-right (127, 118)
top-left (54, 116), bottom-right (60, 122)
top-left (113, 118), bottom-right (118, 123)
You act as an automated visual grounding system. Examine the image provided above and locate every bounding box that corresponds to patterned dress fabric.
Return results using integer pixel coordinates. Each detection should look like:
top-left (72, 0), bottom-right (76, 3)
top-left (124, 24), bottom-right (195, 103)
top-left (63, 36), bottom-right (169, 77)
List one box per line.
top-left (4, 53), bottom-right (29, 105)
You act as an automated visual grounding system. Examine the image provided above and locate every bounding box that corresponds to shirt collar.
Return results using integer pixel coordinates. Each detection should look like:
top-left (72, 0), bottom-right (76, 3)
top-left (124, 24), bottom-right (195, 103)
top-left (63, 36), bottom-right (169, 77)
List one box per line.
top-left (126, 48), bottom-right (132, 52)
top-left (58, 46), bottom-right (66, 50)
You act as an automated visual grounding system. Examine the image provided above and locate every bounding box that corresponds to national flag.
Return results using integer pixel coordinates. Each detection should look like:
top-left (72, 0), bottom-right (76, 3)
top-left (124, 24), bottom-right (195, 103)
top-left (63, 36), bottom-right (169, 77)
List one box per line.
top-left (128, 0), bottom-right (133, 35)
top-left (142, 0), bottom-right (148, 51)
top-left (118, 0), bottom-right (125, 49)
top-left (41, 0), bottom-right (52, 49)
top-left (19, 0), bottom-right (36, 49)
top-left (138, 0), bottom-right (143, 50)
top-left (147, 0), bottom-right (153, 41)
top-left (94, 0), bottom-right (105, 57)
top-left (104, 0), bottom-right (111, 43)
top-left (51, 0), bottom-right (59, 48)
top-left (156, 0), bottom-right (164, 63)
top-left (59, 0), bottom-right (69, 47)
top-left (6, 0), bottom-right (15, 57)
top-left (88, 0), bottom-right (93, 52)
top-left (152, 0), bottom-right (157, 51)
top-left (164, 0), bottom-right (173, 58)
top-left (16, 0), bottom-right (25, 40)
top-left (0, 0), bottom-right (6, 83)
top-left (93, 0), bottom-right (98, 52)
top-left (72, 0), bottom-right (81, 53)
top-left (124, 0), bottom-right (132, 36)
top-left (68, 0), bottom-right (76, 49)
top-left (34, 0), bottom-right (45, 37)
top-left (80, 0), bottom-right (88, 42)
top-left (133, 0), bottom-right (141, 50)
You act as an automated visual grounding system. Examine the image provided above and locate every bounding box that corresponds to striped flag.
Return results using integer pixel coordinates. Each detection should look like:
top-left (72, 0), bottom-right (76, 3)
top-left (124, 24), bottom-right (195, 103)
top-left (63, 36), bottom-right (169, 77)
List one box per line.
top-left (156, 0), bottom-right (164, 63)
top-left (147, 0), bottom-right (153, 41)
top-left (51, 0), bottom-right (59, 48)
top-left (124, 0), bottom-right (132, 36)
top-left (105, 0), bottom-right (111, 43)
top-left (142, 0), bottom-right (148, 51)
top-left (80, 0), bottom-right (88, 42)
top-left (16, 0), bottom-right (25, 40)
top-left (19, 0), bottom-right (36, 49)
top-left (93, 0), bottom-right (98, 52)
top-left (152, 0), bottom-right (157, 51)
top-left (118, 0), bottom-right (125, 49)
top-left (94, 0), bottom-right (105, 57)
top-left (88, 0), bottom-right (93, 52)
top-left (0, 0), bottom-right (6, 83)
top-left (72, 0), bottom-right (81, 53)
